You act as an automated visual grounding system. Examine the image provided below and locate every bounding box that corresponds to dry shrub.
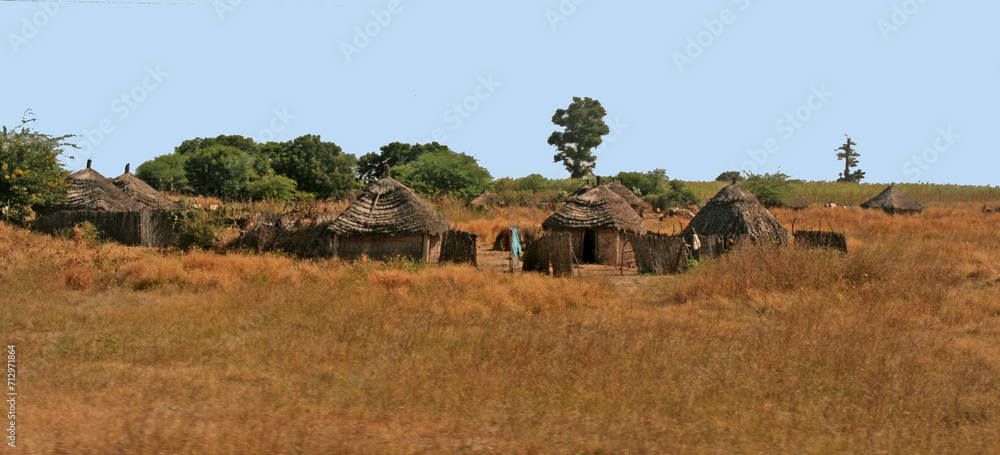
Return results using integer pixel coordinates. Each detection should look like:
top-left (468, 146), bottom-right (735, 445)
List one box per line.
top-left (117, 257), bottom-right (185, 291)
top-left (7, 194), bottom-right (1000, 453)
top-left (63, 265), bottom-right (93, 291)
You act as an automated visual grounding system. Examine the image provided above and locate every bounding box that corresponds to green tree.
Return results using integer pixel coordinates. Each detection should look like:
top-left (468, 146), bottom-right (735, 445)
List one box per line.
top-left (739, 171), bottom-right (793, 207)
top-left (183, 145), bottom-right (260, 198)
top-left (135, 153), bottom-right (188, 192)
top-left (548, 97), bottom-right (610, 178)
top-left (835, 135), bottom-right (866, 183)
top-left (715, 171), bottom-right (743, 183)
top-left (261, 134), bottom-right (358, 198)
top-left (393, 150), bottom-right (492, 199)
top-left (0, 117), bottom-right (71, 221)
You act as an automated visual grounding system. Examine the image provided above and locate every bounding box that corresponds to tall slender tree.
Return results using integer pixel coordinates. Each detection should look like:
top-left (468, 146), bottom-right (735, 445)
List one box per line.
top-left (548, 97), bottom-right (609, 179)
top-left (836, 135), bottom-right (865, 183)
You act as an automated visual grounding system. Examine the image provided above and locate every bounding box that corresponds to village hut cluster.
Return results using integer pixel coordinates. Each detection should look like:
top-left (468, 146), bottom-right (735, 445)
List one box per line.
top-left (24, 159), bottom-right (934, 274)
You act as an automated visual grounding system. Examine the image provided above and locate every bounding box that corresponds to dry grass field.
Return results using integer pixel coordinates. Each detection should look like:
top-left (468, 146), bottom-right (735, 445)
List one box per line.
top-left (3, 186), bottom-right (1000, 453)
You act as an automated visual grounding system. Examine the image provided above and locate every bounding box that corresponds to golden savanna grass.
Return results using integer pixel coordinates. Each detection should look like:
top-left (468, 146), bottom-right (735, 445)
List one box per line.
top-left (2, 188), bottom-right (1000, 453)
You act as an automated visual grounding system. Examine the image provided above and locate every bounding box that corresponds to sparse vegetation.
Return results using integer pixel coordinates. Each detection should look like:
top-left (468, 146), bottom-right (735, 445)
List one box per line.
top-left (5, 183), bottom-right (1000, 452)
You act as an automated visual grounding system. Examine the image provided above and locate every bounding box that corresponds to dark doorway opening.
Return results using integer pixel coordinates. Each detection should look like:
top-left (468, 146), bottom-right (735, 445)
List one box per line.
top-left (582, 229), bottom-right (597, 263)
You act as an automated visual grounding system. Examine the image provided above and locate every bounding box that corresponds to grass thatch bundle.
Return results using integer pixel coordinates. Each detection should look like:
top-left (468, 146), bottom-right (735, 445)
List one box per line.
top-left (794, 230), bottom-right (848, 253)
top-left (683, 184), bottom-right (791, 245)
top-left (111, 165), bottom-right (179, 210)
top-left (327, 177), bottom-right (449, 237)
top-left (604, 181), bottom-right (650, 214)
top-left (861, 185), bottom-right (925, 215)
top-left (631, 233), bottom-right (689, 275)
top-left (543, 186), bottom-right (646, 234)
top-left (522, 231), bottom-right (574, 277)
top-left (37, 160), bottom-right (143, 213)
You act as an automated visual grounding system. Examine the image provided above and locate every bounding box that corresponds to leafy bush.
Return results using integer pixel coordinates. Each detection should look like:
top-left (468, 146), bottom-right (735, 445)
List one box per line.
top-left (615, 169), bottom-right (699, 209)
top-left (0, 115), bottom-right (71, 221)
top-left (169, 210), bottom-right (219, 249)
top-left (738, 171), bottom-right (793, 207)
top-left (245, 174), bottom-right (298, 200)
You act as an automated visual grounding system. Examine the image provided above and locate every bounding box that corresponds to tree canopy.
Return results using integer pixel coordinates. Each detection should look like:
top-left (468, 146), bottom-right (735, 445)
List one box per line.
top-left (0, 115), bottom-right (70, 221)
top-left (548, 97), bottom-right (609, 179)
top-left (393, 148), bottom-right (492, 199)
top-left (357, 142), bottom-right (450, 184)
top-left (183, 145), bottom-right (261, 198)
top-left (261, 134), bottom-right (357, 198)
top-left (135, 153), bottom-right (188, 192)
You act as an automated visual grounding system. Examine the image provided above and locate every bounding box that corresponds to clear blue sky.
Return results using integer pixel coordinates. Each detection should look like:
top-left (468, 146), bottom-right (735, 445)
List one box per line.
top-left (3, 0), bottom-right (997, 185)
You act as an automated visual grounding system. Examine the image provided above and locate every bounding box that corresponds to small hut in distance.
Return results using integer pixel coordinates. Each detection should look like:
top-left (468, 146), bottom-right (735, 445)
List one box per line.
top-left (785, 196), bottom-right (811, 211)
top-left (861, 185), bottom-right (924, 215)
top-left (683, 184), bottom-right (791, 245)
top-left (542, 184), bottom-right (646, 265)
top-left (325, 171), bottom-right (450, 261)
top-left (111, 164), bottom-right (179, 210)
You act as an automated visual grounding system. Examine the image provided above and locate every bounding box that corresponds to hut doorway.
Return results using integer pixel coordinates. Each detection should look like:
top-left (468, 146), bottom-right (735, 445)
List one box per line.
top-left (582, 229), bottom-right (597, 263)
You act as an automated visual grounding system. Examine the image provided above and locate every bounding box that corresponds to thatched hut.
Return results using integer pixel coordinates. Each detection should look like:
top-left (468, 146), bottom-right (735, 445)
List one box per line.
top-left (604, 181), bottom-right (651, 215)
top-left (325, 177), bottom-right (450, 261)
top-left (683, 184), bottom-right (791, 245)
top-left (31, 160), bottom-right (177, 246)
top-left (542, 185), bottom-right (646, 265)
top-left (35, 159), bottom-right (143, 214)
top-left (861, 185), bottom-right (924, 215)
top-left (111, 164), bottom-right (179, 210)
top-left (785, 196), bottom-right (811, 210)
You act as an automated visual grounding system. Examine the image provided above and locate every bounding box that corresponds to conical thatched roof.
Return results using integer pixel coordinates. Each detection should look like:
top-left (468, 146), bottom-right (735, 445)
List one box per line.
top-left (604, 181), bottom-right (651, 214)
top-left (785, 196), bottom-right (811, 210)
top-left (112, 165), bottom-right (178, 210)
top-left (327, 177), bottom-right (450, 237)
top-left (41, 160), bottom-right (144, 213)
top-left (861, 185), bottom-right (924, 214)
top-left (542, 185), bottom-right (646, 234)
top-left (683, 184), bottom-right (790, 244)
top-left (569, 184), bottom-right (593, 197)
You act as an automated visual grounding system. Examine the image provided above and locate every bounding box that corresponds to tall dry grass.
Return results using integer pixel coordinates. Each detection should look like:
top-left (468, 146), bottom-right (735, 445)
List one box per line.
top-left (3, 192), bottom-right (1000, 453)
